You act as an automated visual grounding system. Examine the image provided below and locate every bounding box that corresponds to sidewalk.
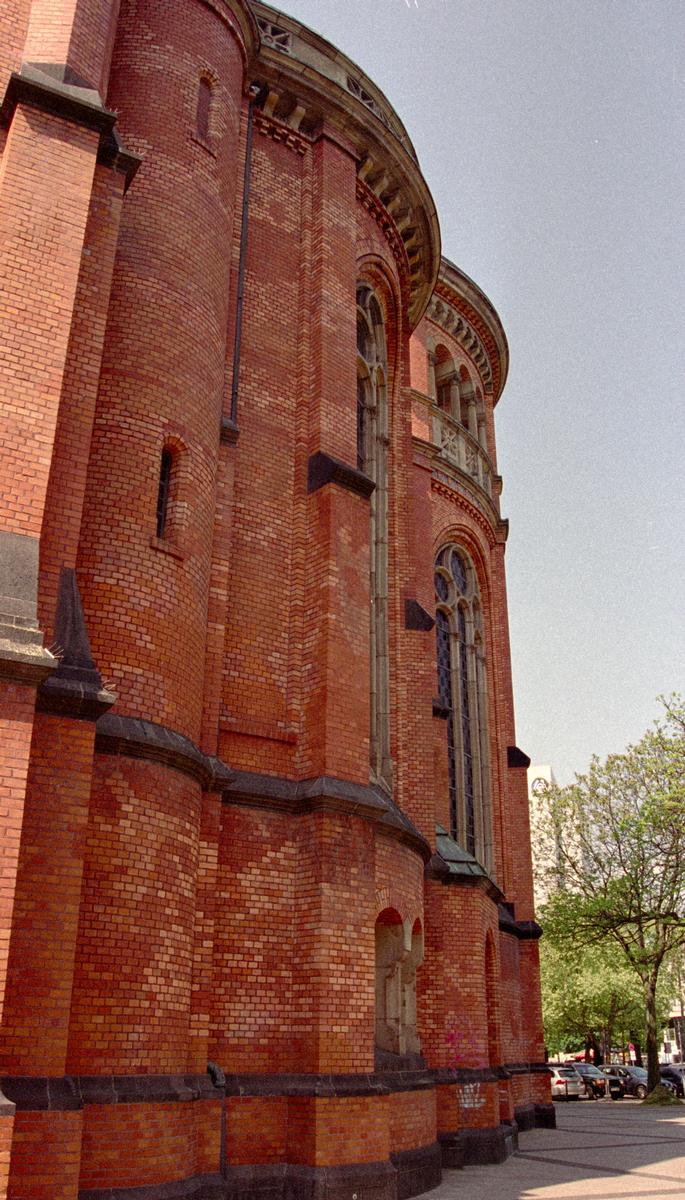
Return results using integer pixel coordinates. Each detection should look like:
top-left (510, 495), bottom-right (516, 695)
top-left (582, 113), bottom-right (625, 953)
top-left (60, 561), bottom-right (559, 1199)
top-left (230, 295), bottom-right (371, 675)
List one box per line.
top-left (430, 1099), bottom-right (685, 1198)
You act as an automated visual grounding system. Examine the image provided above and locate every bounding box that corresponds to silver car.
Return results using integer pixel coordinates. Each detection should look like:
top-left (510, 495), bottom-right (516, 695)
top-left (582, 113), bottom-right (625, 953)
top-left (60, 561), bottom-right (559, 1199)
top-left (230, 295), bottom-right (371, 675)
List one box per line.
top-left (549, 1065), bottom-right (583, 1100)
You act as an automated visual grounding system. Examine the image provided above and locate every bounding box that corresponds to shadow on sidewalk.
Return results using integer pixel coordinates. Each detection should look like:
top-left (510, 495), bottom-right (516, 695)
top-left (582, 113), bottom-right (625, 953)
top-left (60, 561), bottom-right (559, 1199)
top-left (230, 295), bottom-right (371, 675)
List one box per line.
top-left (430, 1098), bottom-right (685, 1199)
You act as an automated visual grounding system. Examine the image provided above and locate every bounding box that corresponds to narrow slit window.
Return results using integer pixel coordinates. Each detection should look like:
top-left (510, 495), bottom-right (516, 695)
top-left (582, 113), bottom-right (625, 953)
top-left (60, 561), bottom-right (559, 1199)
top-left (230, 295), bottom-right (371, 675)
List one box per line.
top-left (156, 448), bottom-right (173, 538)
top-left (196, 77), bottom-right (212, 142)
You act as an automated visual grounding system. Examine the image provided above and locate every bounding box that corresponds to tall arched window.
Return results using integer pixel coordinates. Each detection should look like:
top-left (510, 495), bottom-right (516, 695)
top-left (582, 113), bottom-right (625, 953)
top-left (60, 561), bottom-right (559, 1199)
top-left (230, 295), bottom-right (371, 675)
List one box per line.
top-left (357, 284), bottom-right (391, 788)
top-left (435, 545), bottom-right (491, 865)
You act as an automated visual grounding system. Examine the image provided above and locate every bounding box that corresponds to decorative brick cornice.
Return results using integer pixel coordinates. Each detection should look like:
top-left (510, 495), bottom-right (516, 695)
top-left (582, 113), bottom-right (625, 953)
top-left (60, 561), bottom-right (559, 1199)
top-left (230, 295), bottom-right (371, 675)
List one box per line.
top-left (507, 744), bottom-right (531, 769)
top-left (430, 474), bottom-right (504, 548)
top-left (498, 904), bottom-right (543, 940)
top-left (427, 293), bottom-right (493, 393)
top-left (3, 1063), bottom-right (547, 1110)
top-left (0, 1072), bottom-right (221, 1111)
top-left (356, 176), bottom-right (411, 295)
top-left (37, 569), bottom-right (116, 721)
top-left (253, 108), bottom-right (309, 155)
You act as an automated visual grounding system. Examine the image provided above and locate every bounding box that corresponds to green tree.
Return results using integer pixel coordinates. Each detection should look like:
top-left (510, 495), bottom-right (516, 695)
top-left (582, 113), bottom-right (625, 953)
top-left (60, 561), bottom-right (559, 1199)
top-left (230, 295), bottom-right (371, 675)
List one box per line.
top-left (536, 697), bottom-right (685, 1090)
top-left (540, 932), bottom-right (649, 1061)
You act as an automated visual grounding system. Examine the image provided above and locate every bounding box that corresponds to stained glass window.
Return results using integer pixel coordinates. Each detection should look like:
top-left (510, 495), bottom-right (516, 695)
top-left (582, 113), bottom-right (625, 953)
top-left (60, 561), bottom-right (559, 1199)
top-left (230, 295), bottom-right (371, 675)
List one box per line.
top-left (435, 545), bottom-right (490, 863)
top-left (357, 284), bottom-right (390, 787)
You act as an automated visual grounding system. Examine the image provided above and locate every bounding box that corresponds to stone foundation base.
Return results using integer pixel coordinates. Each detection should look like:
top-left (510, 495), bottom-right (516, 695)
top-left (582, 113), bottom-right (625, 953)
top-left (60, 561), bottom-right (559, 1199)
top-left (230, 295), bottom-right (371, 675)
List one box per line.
top-left (221, 1147), bottom-right (441, 1200)
top-left (439, 1122), bottom-right (518, 1168)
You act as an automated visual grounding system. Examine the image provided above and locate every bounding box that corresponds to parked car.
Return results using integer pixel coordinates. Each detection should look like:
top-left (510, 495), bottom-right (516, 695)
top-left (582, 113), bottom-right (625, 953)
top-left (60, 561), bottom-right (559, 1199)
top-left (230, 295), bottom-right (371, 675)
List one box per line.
top-left (603, 1063), bottom-right (677, 1099)
top-left (606, 1065), bottom-right (651, 1099)
top-left (600, 1065), bottom-right (628, 1099)
top-left (567, 1062), bottom-right (607, 1098)
top-left (660, 1064), bottom-right (685, 1097)
top-left (549, 1066), bottom-right (582, 1100)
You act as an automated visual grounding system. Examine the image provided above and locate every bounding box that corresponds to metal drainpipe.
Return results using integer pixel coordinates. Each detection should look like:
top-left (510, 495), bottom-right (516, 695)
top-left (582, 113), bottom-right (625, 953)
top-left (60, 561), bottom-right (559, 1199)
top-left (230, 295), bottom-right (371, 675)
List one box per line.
top-left (228, 84), bottom-right (260, 428)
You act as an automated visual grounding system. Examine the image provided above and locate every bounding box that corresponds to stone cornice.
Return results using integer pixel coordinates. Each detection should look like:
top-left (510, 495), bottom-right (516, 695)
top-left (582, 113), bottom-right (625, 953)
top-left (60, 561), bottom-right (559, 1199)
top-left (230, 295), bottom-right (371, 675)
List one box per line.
top-left (433, 258), bottom-right (509, 403)
top-left (2, 1063), bottom-right (549, 1110)
top-left (249, 3), bottom-right (440, 329)
top-left (224, 769), bottom-right (432, 863)
top-left (95, 714), bottom-right (234, 791)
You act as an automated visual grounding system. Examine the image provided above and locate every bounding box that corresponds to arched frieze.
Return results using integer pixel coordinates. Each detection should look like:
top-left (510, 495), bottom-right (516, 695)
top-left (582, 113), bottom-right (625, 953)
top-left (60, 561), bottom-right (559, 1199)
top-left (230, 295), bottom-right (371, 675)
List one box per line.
top-left (427, 295), bottom-right (493, 393)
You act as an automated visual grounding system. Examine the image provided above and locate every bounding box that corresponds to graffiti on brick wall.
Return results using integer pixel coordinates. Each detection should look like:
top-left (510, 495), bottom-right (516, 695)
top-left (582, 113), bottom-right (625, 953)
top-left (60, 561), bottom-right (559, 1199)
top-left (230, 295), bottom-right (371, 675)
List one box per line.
top-left (447, 1021), bottom-right (486, 1109)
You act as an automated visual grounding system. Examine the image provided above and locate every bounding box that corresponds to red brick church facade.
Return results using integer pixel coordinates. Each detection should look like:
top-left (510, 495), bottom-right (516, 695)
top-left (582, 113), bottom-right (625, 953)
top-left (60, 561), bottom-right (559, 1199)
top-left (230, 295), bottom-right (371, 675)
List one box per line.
top-left (0, 1), bottom-right (552, 1196)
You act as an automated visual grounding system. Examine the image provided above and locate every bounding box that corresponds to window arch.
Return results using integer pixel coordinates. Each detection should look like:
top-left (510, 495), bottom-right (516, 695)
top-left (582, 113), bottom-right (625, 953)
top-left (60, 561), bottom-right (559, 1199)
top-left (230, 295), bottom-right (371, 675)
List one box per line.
top-left (435, 544), bottom-right (491, 865)
top-left (357, 283), bottom-right (392, 789)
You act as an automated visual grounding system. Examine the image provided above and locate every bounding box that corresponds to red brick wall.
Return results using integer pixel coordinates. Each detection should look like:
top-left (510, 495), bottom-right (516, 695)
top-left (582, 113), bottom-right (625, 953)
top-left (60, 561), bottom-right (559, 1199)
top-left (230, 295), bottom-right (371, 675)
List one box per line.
top-left (227, 1096), bottom-right (287, 1165)
top-left (287, 1096), bottom-right (390, 1167)
top-left (210, 804), bottom-right (297, 1073)
top-left (0, 5), bottom-right (551, 1195)
top-left (22, 0), bottom-right (120, 95)
top-left (389, 1089), bottom-right (436, 1153)
top-left (0, 1), bottom-right (31, 112)
top-left (77, 0), bottom-right (246, 744)
top-left (79, 1102), bottom-right (197, 1190)
top-left (0, 714), bottom-right (95, 1075)
top-left (0, 107), bottom-right (98, 542)
top-left (7, 1110), bottom-right (82, 1200)
top-left (419, 883), bottom-right (499, 1071)
top-left (0, 685), bottom-right (36, 1031)
top-left (67, 757), bottom-right (201, 1074)
top-left (39, 162), bottom-right (125, 641)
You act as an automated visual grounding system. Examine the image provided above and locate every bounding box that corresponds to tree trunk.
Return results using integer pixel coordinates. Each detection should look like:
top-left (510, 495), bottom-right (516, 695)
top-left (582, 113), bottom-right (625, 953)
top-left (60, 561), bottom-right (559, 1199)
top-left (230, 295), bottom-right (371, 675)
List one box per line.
top-left (644, 977), bottom-right (660, 1090)
top-left (586, 1033), bottom-right (602, 1065)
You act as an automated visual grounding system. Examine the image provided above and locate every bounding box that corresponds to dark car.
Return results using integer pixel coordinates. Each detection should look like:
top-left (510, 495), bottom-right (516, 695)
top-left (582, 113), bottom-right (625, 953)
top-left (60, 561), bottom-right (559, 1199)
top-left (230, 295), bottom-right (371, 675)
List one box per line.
top-left (614, 1065), bottom-right (650, 1099)
top-left (660, 1064), bottom-right (685, 1097)
top-left (600, 1065), bottom-right (629, 1099)
top-left (568, 1062), bottom-right (607, 1098)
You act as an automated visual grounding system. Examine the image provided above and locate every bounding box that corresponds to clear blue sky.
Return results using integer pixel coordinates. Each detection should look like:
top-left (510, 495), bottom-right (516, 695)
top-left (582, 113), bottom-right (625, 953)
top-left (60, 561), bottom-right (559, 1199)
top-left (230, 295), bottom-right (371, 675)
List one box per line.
top-left (281, 0), bottom-right (685, 781)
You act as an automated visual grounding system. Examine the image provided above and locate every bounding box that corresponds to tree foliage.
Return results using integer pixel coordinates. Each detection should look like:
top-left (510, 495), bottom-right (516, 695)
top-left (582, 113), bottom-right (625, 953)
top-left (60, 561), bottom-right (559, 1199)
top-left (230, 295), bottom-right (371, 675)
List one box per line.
top-left (535, 697), bottom-right (685, 1088)
top-left (540, 906), bottom-right (666, 1060)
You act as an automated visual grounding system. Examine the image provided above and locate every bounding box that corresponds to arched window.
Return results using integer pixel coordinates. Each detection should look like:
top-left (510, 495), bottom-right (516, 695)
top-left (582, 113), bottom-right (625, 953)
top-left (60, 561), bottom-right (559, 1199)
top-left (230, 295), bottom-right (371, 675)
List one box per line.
top-left (357, 284), bottom-right (391, 788)
top-left (196, 76), bottom-right (213, 142)
top-left (435, 545), bottom-right (491, 865)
